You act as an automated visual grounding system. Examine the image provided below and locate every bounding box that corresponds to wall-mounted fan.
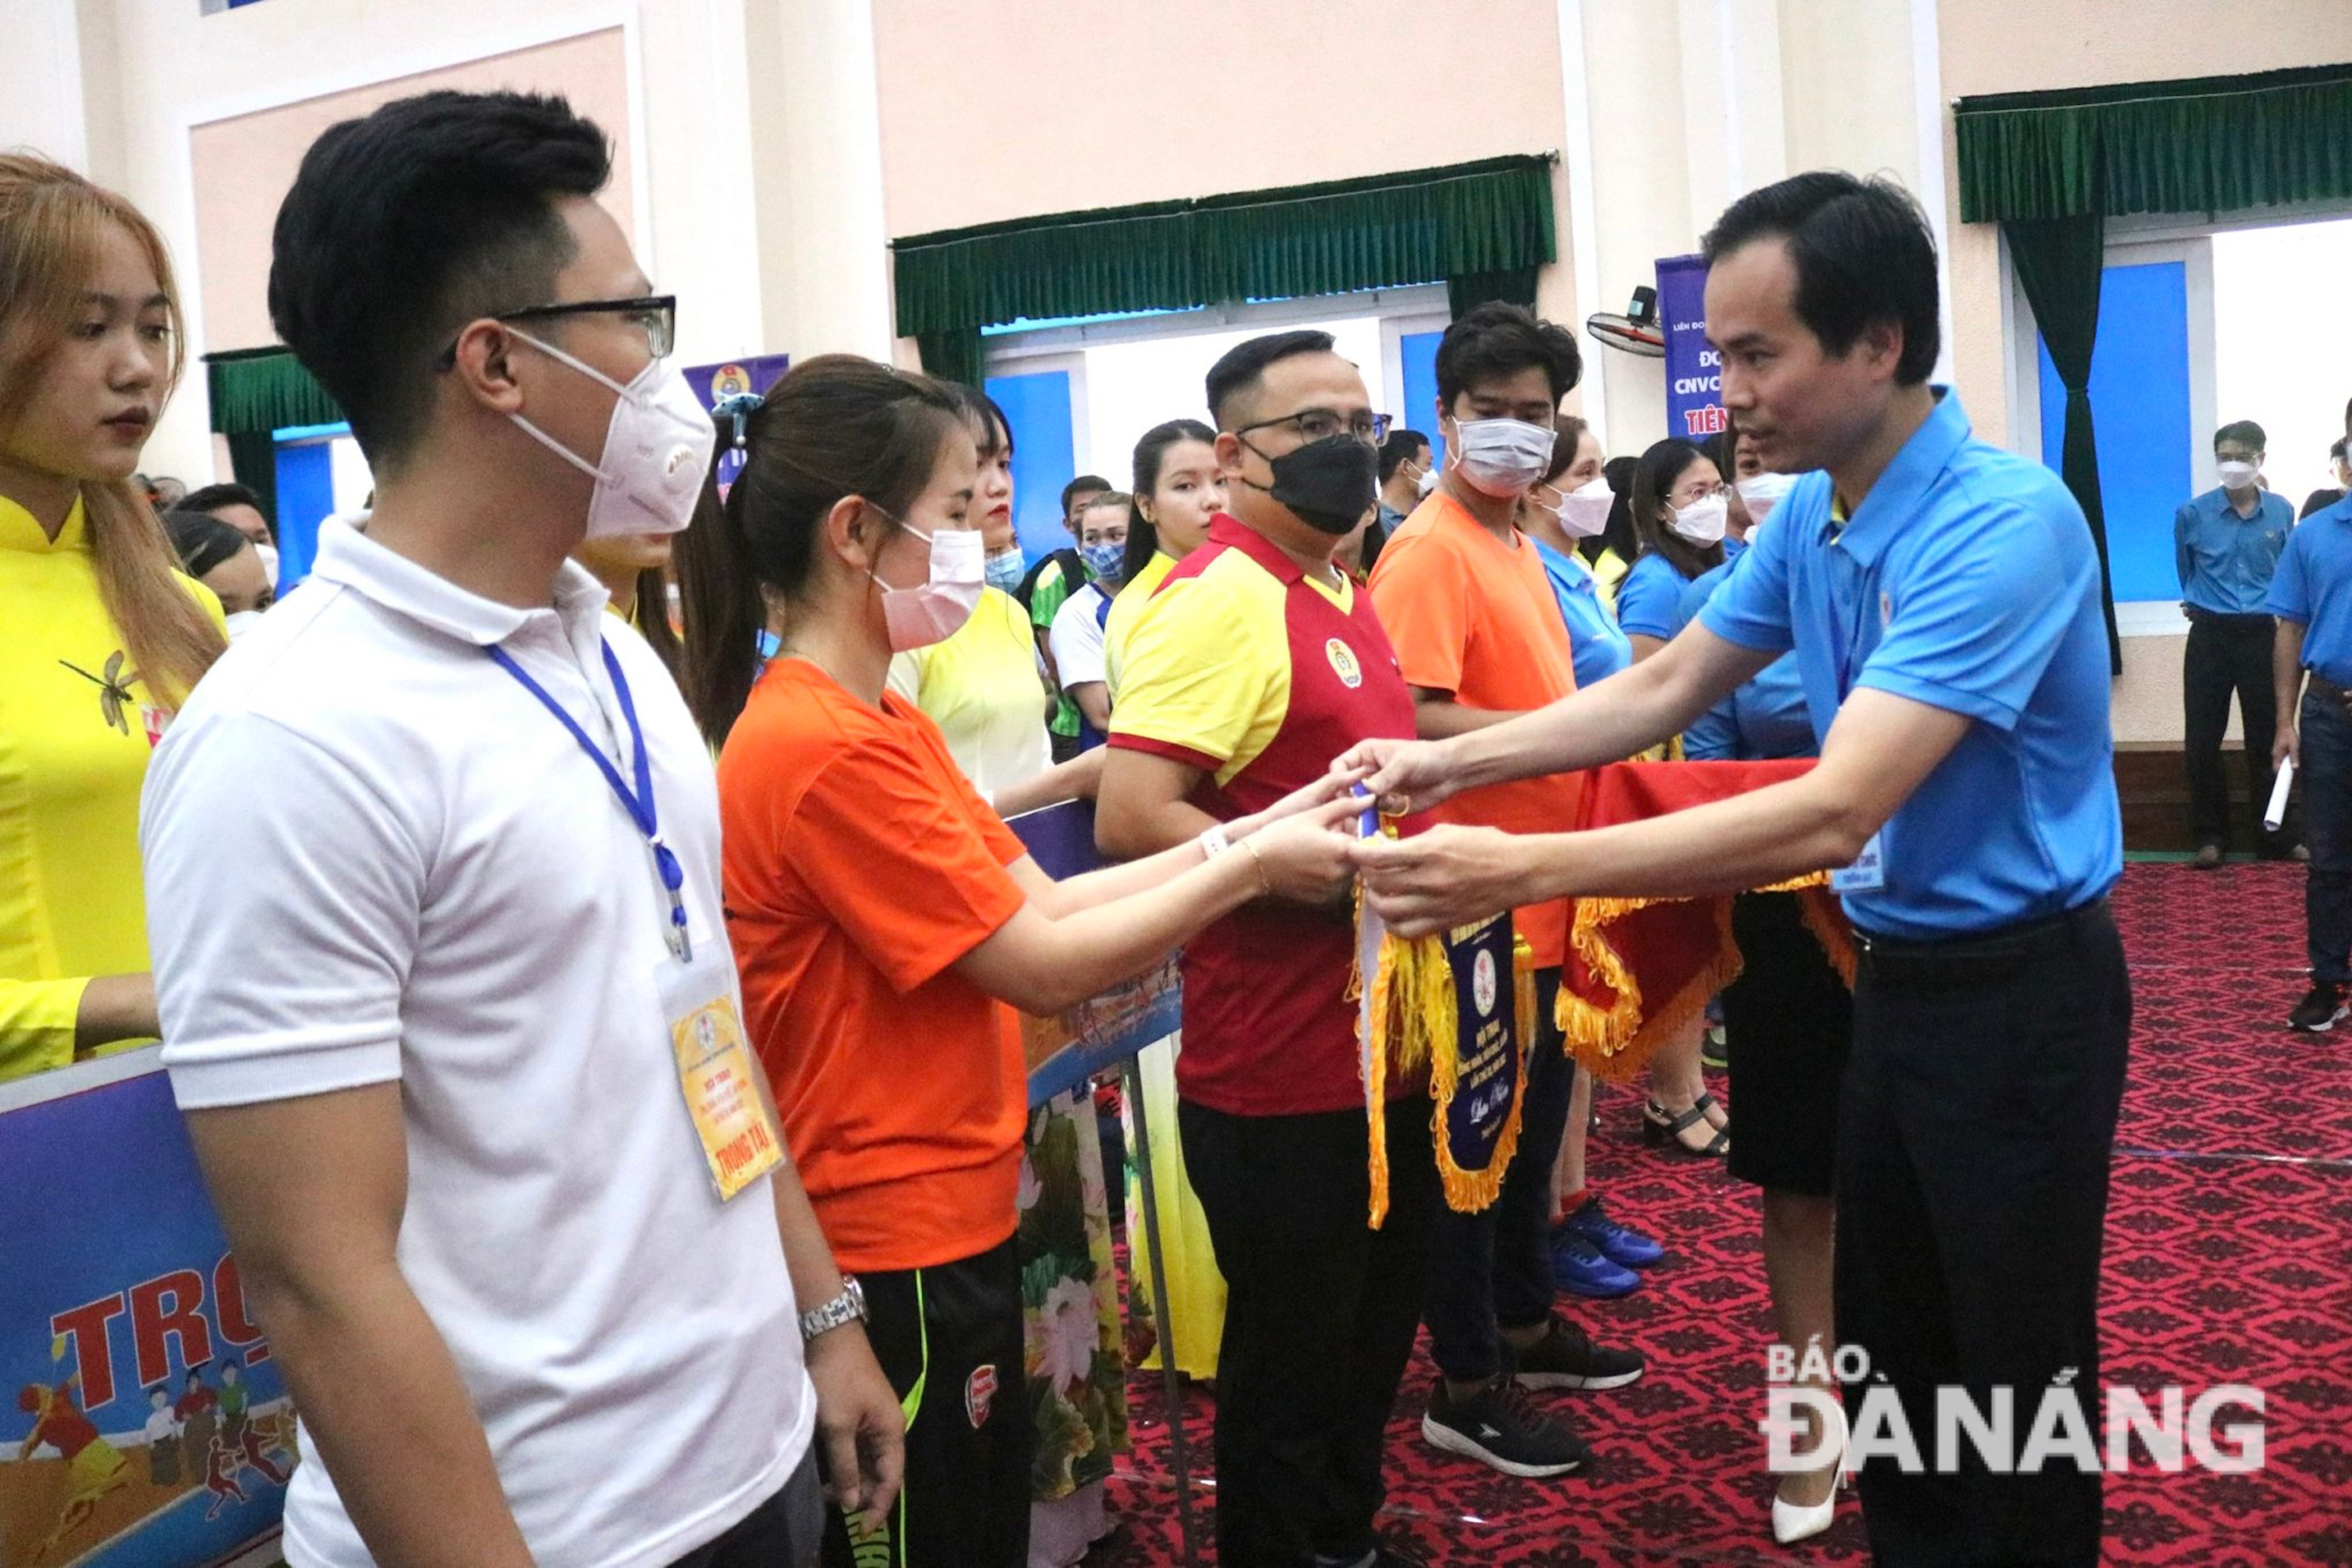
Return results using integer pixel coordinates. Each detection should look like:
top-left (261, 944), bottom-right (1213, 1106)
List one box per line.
top-left (1585, 285), bottom-right (1664, 357)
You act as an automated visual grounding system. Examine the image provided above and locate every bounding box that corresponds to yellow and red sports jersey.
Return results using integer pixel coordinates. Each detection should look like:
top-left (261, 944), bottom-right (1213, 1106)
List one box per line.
top-left (1109, 514), bottom-right (1418, 1117)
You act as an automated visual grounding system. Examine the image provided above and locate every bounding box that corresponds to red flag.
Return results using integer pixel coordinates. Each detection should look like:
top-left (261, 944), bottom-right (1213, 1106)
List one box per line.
top-left (1557, 760), bottom-right (1855, 1081)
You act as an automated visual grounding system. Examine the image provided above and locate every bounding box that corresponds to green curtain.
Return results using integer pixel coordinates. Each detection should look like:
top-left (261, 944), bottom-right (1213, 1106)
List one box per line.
top-left (1446, 266), bottom-right (1540, 316)
top-left (204, 347), bottom-right (343, 436)
top-left (892, 154), bottom-right (1556, 342)
top-left (222, 429), bottom-right (279, 532)
top-left (917, 329), bottom-right (987, 389)
top-left (1956, 64), bottom-right (2352, 222)
top-left (2007, 214), bottom-right (2119, 673)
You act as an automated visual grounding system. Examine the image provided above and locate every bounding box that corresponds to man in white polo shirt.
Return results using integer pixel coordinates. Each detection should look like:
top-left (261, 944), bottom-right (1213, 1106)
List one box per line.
top-left (141, 91), bottom-right (901, 1568)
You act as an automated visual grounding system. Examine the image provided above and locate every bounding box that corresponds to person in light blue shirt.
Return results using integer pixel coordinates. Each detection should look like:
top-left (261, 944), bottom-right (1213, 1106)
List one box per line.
top-left (1520, 428), bottom-right (1636, 690)
top-left (1614, 438), bottom-right (1737, 655)
top-left (1341, 171), bottom-right (2129, 1565)
top-left (2175, 419), bottom-right (2297, 866)
top-left (1675, 550), bottom-right (1809, 764)
top-left (2264, 491), bottom-right (2352, 1032)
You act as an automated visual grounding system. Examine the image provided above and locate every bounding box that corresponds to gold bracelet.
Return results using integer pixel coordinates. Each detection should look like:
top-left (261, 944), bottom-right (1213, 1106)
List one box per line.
top-left (1238, 836), bottom-right (1272, 896)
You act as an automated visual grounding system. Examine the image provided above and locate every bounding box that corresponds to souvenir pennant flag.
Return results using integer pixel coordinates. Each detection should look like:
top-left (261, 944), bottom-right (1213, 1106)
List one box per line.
top-left (1354, 796), bottom-right (1538, 1226)
top-left (1557, 759), bottom-right (1856, 1081)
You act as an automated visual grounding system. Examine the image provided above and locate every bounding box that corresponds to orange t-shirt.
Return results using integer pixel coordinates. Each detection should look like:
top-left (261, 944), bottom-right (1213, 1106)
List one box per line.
top-left (718, 657), bottom-right (1030, 1272)
top-left (1370, 493), bottom-right (1585, 967)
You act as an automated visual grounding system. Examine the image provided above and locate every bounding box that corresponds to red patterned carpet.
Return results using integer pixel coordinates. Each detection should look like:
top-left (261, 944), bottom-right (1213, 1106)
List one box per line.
top-left (1097, 863), bottom-right (2352, 1566)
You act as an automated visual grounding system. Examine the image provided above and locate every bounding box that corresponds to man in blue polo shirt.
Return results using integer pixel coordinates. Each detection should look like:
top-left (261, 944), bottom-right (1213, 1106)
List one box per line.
top-left (2266, 491), bottom-right (2352, 1031)
top-left (2176, 420), bottom-right (2297, 866)
top-left (1340, 171), bottom-right (2127, 1567)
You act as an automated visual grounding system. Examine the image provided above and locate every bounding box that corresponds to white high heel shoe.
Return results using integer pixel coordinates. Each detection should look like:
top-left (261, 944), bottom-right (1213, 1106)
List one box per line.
top-left (1770, 1409), bottom-right (1850, 1545)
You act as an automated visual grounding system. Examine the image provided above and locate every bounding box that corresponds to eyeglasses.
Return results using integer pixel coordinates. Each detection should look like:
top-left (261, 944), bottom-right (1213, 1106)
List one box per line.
top-left (1236, 407), bottom-right (1391, 447)
top-left (435, 294), bottom-right (676, 368)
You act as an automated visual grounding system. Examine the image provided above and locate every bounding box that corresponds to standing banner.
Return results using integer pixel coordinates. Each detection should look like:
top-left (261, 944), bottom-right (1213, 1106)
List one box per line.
top-left (0, 1054), bottom-right (292, 1568)
top-left (1655, 254), bottom-right (1727, 442)
top-left (683, 354), bottom-right (794, 490)
top-left (1007, 801), bottom-right (1182, 1101)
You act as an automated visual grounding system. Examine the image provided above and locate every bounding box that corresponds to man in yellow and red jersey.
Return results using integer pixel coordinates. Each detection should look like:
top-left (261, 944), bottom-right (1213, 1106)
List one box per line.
top-left (1097, 330), bottom-right (1434, 1568)
top-left (1371, 303), bottom-right (1646, 1486)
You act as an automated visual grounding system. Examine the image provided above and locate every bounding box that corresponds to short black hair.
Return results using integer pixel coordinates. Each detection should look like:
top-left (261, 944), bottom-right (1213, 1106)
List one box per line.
top-left (950, 383), bottom-right (1015, 460)
top-left (1702, 171), bottom-right (1940, 386)
top-left (269, 90), bottom-right (613, 467)
top-left (1205, 329), bottom-right (1335, 429)
top-left (2332, 437), bottom-right (2347, 463)
top-left (1379, 428), bottom-right (1431, 483)
top-left (164, 510), bottom-right (252, 578)
top-left (181, 481), bottom-right (265, 519)
top-left (2215, 420), bottom-right (2266, 452)
top-left (1060, 474), bottom-right (1111, 516)
top-left (1433, 303), bottom-right (1581, 410)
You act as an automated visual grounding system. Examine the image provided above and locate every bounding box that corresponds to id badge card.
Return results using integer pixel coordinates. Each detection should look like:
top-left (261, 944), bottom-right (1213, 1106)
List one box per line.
top-left (656, 949), bottom-right (787, 1202)
top-left (1830, 831), bottom-right (1886, 895)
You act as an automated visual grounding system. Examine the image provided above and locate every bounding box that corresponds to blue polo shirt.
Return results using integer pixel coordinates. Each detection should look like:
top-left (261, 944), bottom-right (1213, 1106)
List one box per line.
top-left (1617, 537), bottom-right (1743, 641)
top-left (1679, 555), bottom-right (1812, 762)
top-left (1699, 389), bottom-right (2121, 939)
top-left (1533, 538), bottom-right (1634, 688)
top-left (2264, 493), bottom-right (2352, 683)
top-left (2175, 487), bottom-right (2292, 617)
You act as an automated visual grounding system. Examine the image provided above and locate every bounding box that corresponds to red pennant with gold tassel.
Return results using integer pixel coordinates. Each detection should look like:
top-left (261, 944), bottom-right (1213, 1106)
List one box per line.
top-left (1556, 760), bottom-right (1856, 1082)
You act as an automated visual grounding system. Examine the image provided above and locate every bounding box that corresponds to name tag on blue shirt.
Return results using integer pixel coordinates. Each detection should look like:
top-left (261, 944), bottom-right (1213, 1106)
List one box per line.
top-left (1830, 831), bottom-right (1885, 894)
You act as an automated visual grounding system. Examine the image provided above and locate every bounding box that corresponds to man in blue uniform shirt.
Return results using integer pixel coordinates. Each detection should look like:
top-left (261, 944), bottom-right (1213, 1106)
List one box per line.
top-left (1341, 171), bottom-right (2128, 1567)
top-left (2176, 421), bottom-right (2297, 866)
top-left (2266, 490), bottom-right (2352, 1031)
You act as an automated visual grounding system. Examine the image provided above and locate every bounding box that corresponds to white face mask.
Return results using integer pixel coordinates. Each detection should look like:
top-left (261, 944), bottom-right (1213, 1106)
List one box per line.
top-left (507, 330), bottom-right (717, 539)
top-left (1415, 465), bottom-right (1440, 498)
top-left (1735, 471), bottom-right (1797, 524)
top-left (2217, 459), bottom-right (2260, 492)
top-left (225, 610), bottom-right (265, 641)
top-left (1556, 475), bottom-right (1615, 539)
top-left (1670, 493), bottom-right (1729, 545)
top-left (1450, 418), bottom-right (1558, 498)
top-left (873, 513), bottom-right (985, 651)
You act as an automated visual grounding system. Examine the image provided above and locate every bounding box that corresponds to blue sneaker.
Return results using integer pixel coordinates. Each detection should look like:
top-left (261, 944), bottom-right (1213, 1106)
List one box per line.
top-left (1561, 1196), bottom-right (1665, 1271)
top-left (1551, 1228), bottom-right (1641, 1299)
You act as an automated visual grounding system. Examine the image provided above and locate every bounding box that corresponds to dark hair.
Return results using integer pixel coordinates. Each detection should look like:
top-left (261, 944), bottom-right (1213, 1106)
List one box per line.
top-left (2332, 437), bottom-right (2347, 463)
top-left (2215, 420), bottom-right (2266, 452)
top-left (1379, 427), bottom-right (1432, 484)
top-left (1701, 171), bottom-right (1940, 386)
top-left (1630, 438), bottom-right (1724, 579)
top-left (1205, 329), bottom-right (1335, 429)
top-left (1538, 415), bottom-right (1590, 490)
top-left (1120, 417), bottom-right (1218, 582)
top-left (268, 91), bottom-right (613, 467)
top-left (181, 481), bottom-right (266, 523)
top-left (1433, 302), bottom-right (1582, 411)
top-left (163, 510), bottom-right (252, 579)
top-left (1584, 453), bottom-right (1641, 565)
top-left (631, 566), bottom-right (680, 676)
top-left (1059, 474), bottom-right (1110, 518)
top-left (951, 384), bottom-right (1014, 460)
top-left (674, 354), bottom-right (966, 747)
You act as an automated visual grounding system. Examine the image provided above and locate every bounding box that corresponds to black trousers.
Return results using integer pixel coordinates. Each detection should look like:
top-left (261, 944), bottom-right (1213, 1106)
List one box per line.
top-left (819, 1237), bottom-right (1028, 1568)
top-left (2300, 688), bottom-right (2352, 985)
top-left (1424, 968), bottom-right (1572, 1380)
top-left (1836, 901), bottom-right (2132, 1568)
top-left (668, 1454), bottom-right (825, 1568)
top-left (2183, 613), bottom-right (2284, 850)
top-left (1181, 1095), bottom-right (1438, 1568)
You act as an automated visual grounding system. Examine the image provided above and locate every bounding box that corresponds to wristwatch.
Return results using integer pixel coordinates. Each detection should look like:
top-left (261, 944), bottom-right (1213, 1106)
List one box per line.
top-left (799, 1276), bottom-right (868, 1342)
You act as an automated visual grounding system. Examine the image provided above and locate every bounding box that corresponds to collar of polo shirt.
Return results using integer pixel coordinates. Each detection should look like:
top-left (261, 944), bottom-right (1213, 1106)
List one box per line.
top-left (1819, 388), bottom-right (1970, 568)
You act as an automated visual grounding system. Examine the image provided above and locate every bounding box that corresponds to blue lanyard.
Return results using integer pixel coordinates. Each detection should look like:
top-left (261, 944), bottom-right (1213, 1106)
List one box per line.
top-left (485, 639), bottom-right (691, 962)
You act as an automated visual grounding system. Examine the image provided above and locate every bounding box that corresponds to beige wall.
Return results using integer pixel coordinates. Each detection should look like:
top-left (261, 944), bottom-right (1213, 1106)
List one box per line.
top-left (870, 0), bottom-right (1568, 238)
top-left (187, 30), bottom-right (637, 353)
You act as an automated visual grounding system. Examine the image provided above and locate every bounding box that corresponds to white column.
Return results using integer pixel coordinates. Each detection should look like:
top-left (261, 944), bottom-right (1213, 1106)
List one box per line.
top-left (0, 0), bottom-right (93, 172)
top-left (742, 0), bottom-right (896, 362)
top-left (1911, 0), bottom-right (1957, 385)
top-left (1554, 0), bottom-right (1610, 450)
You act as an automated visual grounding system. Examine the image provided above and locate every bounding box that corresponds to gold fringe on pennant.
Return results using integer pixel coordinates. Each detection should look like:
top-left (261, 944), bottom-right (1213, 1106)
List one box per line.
top-left (1426, 932), bottom-right (1537, 1214)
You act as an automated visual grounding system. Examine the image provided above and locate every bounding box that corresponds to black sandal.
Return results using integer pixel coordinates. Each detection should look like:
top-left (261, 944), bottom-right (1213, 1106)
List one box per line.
top-left (1642, 1098), bottom-right (1730, 1157)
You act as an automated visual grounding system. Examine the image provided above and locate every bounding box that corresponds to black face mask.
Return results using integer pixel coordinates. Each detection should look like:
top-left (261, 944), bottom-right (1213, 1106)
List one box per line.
top-left (1240, 433), bottom-right (1379, 536)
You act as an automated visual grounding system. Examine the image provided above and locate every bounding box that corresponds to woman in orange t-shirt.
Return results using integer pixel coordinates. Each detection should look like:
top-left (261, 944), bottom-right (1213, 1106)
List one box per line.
top-left (679, 354), bottom-right (1360, 1568)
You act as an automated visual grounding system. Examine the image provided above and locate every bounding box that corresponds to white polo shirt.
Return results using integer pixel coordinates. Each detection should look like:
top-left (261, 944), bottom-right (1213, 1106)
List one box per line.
top-left (143, 519), bottom-right (811, 1568)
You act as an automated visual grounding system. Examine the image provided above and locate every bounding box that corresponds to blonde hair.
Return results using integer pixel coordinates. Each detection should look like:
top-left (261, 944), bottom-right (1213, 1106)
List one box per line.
top-left (0, 153), bottom-right (222, 704)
